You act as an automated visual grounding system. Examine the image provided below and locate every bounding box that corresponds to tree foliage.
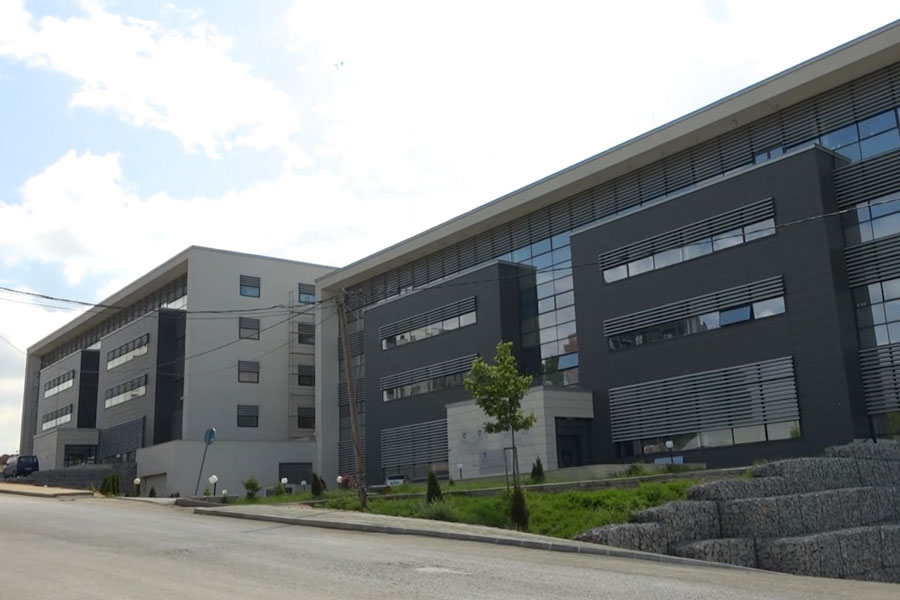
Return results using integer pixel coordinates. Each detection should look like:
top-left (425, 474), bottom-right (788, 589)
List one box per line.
top-left (530, 456), bottom-right (545, 484)
top-left (426, 471), bottom-right (443, 504)
top-left (463, 341), bottom-right (535, 436)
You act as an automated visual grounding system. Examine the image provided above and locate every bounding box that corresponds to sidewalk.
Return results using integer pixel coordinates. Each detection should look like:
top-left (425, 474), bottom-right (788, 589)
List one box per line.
top-left (193, 503), bottom-right (745, 571)
top-left (0, 481), bottom-right (94, 498)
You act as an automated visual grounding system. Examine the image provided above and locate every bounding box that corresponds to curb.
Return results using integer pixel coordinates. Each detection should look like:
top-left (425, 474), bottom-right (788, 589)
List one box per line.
top-left (193, 507), bottom-right (751, 572)
top-left (0, 486), bottom-right (93, 498)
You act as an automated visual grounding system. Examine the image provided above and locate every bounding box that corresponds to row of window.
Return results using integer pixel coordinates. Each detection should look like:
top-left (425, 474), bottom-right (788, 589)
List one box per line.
top-left (607, 296), bottom-right (786, 351)
top-left (843, 192), bottom-right (900, 246)
top-left (616, 420), bottom-right (801, 457)
top-left (382, 311), bottom-right (477, 350)
top-left (234, 405), bottom-right (316, 429)
top-left (41, 404), bottom-right (73, 431)
top-left (755, 106), bottom-right (900, 165)
top-left (107, 334), bottom-right (150, 370)
top-left (853, 276), bottom-right (900, 348)
top-left (238, 276), bottom-right (317, 303)
top-left (603, 218), bottom-right (775, 284)
top-left (382, 371), bottom-right (466, 402)
top-left (44, 371), bottom-right (75, 398)
top-left (104, 375), bottom-right (148, 409)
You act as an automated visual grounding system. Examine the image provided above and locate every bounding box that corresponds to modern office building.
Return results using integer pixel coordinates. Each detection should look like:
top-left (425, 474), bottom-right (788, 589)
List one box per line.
top-left (315, 21), bottom-right (900, 482)
top-left (20, 247), bottom-right (332, 496)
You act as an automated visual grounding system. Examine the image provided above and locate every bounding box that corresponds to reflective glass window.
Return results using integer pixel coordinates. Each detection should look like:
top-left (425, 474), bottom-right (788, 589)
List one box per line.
top-left (459, 311), bottom-right (477, 327)
top-left (719, 305), bottom-right (752, 326)
top-left (860, 129), bottom-right (900, 160)
top-left (858, 110), bottom-right (897, 139)
top-left (532, 252), bottom-right (553, 270)
top-left (556, 291), bottom-right (575, 308)
top-left (556, 306), bottom-right (576, 324)
top-left (889, 321), bottom-right (900, 344)
top-left (834, 143), bottom-right (861, 162)
top-left (683, 238), bottom-right (713, 260)
top-left (883, 278), bottom-right (900, 301)
top-left (604, 266), bottom-right (628, 283)
top-left (538, 312), bottom-right (557, 329)
top-left (712, 228), bottom-right (743, 251)
top-left (627, 256), bottom-right (654, 277)
top-left (700, 429), bottom-right (734, 448)
top-left (870, 196), bottom-right (900, 218)
top-left (539, 326), bottom-right (557, 345)
top-left (551, 232), bottom-right (570, 249)
top-left (752, 296), bottom-right (785, 319)
top-left (551, 246), bottom-right (571, 264)
top-left (538, 297), bottom-right (555, 313)
top-left (531, 238), bottom-right (551, 256)
top-left (653, 247), bottom-right (683, 269)
top-left (557, 320), bottom-right (577, 340)
top-left (536, 282), bottom-right (555, 299)
top-left (512, 246), bottom-right (531, 262)
top-left (554, 276), bottom-right (573, 295)
top-left (557, 353), bottom-right (578, 370)
top-left (820, 124), bottom-right (858, 149)
top-left (733, 424), bottom-right (766, 444)
top-left (442, 317), bottom-right (459, 331)
top-left (767, 421), bottom-right (800, 440)
top-left (744, 218), bottom-right (775, 241)
top-left (699, 312), bottom-right (719, 330)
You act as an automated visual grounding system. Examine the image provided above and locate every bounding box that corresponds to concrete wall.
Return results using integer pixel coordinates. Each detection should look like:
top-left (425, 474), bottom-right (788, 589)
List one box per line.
top-left (182, 248), bottom-right (332, 446)
top-left (136, 438), bottom-right (317, 498)
top-left (32, 428), bottom-right (99, 470)
top-left (447, 387), bottom-right (593, 479)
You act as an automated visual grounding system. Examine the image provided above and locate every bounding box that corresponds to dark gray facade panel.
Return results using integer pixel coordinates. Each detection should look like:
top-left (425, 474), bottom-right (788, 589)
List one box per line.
top-left (603, 276), bottom-right (784, 337)
top-left (381, 419), bottom-right (448, 470)
top-left (380, 355), bottom-right (478, 391)
top-left (77, 351), bottom-right (99, 428)
top-left (99, 417), bottom-right (144, 460)
top-left (571, 148), bottom-right (866, 466)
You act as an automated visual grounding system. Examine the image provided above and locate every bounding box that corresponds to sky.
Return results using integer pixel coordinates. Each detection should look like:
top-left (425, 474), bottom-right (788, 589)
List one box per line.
top-left (0, 0), bottom-right (898, 454)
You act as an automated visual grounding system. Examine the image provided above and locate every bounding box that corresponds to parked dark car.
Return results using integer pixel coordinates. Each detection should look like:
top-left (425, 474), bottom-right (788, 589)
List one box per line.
top-left (2, 455), bottom-right (39, 478)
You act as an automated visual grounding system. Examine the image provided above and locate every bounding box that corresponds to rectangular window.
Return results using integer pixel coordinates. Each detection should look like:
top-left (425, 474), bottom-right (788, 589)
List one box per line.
top-left (238, 360), bottom-right (260, 383)
top-left (237, 404), bottom-right (259, 428)
top-left (107, 334), bottom-right (150, 370)
top-left (104, 375), bottom-right (148, 409)
top-left (240, 275), bottom-right (261, 298)
top-left (297, 407), bottom-right (315, 429)
top-left (239, 317), bottom-right (260, 340)
top-left (298, 283), bottom-right (316, 304)
top-left (718, 305), bottom-right (752, 326)
top-left (44, 370), bottom-right (76, 398)
top-left (297, 365), bottom-right (315, 387)
top-left (41, 404), bottom-right (73, 431)
top-left (297, 323), bottom-right (315, 345)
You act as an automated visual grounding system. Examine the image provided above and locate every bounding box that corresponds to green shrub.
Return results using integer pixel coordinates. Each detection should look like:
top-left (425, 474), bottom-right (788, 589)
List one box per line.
top-left (243, 475), bottom-right (261, 499)
top-left (100, 473), bottom-right (121, 496)
top-left (418, 501), bottom-right (457, 522)
top-left (272, 480), bottom-right (288, 496)
top-left (530, 456), bottom-right (545, 484)
top-left (510, 485), bottom-right (529, 531)
top-left (148, 486), bottom-right (157, 498)
top-left (426, 471), bottom-right (442, 504)
top-left (203, 486), bottom-right (211, 498)
top-left (622, 463), bottom-right (648, 477)
top-left (311, 472), bottom-right (323, 497)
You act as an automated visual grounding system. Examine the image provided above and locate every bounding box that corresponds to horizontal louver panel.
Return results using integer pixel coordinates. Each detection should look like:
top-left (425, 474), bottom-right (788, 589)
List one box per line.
top-left (834, 150), bottom-right (900, 209)
top-left (379, 297), bottom-right (477, 339)
top-left (239, 275), bottom-right (260, 287)
top-left (604, 276), bottom-right (784, 337)
top-left (381, 419), bottom-right (448, 469)
top-left (337, 330), bottom-right (366, 359)
top-left (107, 334), bottom-right (150, 361)
top-left (859, 344), bottom-right (900, 415)
top-left (237, 404), bottom-right (259, 417)
top-left (237, 360), bottom-right (259, 372)
top-left (238, 317), bottom-right (259, 329)
top-left (104, 374), bottom-right (147, 400)
top-left (844, 235), bottom-right (900, 288)
top-left (598, 199), bottom-right (774, 270)
top-left (380, 355), bottom-right (477, 391)
top-left (608, 357), bottom-right (798, 443)
top-left (338, 378), bottom-right (366, 405)
top-left (298, 283), bottom-right (315, 296)
top-left (99, 417), bottom-right (144, 459)
top-left (297, 323), bottom-right (315, 335)
top-left (338, 437), bottom-right (366, 475)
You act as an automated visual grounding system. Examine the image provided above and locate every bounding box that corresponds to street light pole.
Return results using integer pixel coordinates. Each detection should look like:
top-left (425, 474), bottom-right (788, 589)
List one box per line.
top-left (665, 440), bottom-right (674, 465)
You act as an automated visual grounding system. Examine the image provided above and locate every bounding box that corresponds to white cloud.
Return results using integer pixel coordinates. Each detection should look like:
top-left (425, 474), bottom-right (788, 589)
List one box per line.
top-left (0, 0), bottom-right (304, 160)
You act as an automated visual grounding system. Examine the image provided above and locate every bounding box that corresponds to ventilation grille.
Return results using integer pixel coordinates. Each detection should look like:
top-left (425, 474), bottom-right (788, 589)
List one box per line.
top-left (381, 419), bottom-right (448, 470)
top-left (380, 355), bottom-right (478, 391)
top-left (598, 199), bottom-right (774, 270)
top-left (608, 357), bottom-right (799, 442)
top-left (99, 417), bottom-right (144, 459)
top-left (379, 297), bottom-right (477, 339)
top-left (859, 344), bottom-right (900, 415)
top-left (844, 235), bottom-right (900, 288)
top-left (604, 276), bottom-right (784, 337)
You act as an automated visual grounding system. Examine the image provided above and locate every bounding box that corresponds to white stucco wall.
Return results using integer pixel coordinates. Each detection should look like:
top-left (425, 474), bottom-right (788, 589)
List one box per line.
top-left (447, 387), bottom-right (593, 479)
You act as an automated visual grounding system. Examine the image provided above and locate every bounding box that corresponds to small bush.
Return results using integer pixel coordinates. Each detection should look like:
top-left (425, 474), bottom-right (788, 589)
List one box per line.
top-left (272, 480), bottom-right (287, 496)
top-left (203, 486), bottom-right (211, 498)
top-left (243, 475), bottom-right (261, 499)
top-left (448, 478), bottom-right (455, 486)
top-left (380, 485), bottom-right (393, 495)
top-left (148, 486), bottom-right (157, 498)
top-left (510, 486), bottom-right (529, 531)
top-left (530, 456), bottom-right (545, 484)
top-left (338, 474), bottom-right (354, 491)
top-left (426, 471), bottom-right (442, 504)
top-left (311, 472), bottom-right (323, 497)
top-left (622, 463), bottom-right (648, 477)
top-left (418, 501), bottom-right (457, 522)
top-left (100, 473), bottom-right (121, 496)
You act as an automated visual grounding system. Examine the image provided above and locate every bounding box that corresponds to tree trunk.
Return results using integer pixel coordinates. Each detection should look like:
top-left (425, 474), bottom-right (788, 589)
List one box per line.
top-left (510, 427), bottom-right (518, 488)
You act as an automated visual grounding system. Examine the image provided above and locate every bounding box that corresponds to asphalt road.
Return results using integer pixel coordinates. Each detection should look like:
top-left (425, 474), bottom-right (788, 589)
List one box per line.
top-left (1, 494), bottom-right (896, 599)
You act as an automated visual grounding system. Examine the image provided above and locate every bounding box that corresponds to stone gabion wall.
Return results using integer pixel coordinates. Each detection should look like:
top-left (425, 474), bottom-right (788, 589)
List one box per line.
top-left (19, 463), bottom-right (137, 494)
top-left (575, 441), bottom-right (900, 582)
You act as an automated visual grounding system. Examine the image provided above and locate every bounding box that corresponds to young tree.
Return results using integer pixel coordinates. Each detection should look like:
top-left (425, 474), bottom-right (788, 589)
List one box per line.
top-left (464, 341), bottom-right (535, 487)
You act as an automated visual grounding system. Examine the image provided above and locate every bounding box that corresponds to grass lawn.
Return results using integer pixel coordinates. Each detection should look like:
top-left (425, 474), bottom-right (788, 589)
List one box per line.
top-left (317, 480), bottom-right (692, 539)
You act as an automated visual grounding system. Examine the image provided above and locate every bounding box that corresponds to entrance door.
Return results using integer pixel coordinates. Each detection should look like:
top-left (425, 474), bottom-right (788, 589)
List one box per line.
top-left (555, 418), bottom-right (591, 468)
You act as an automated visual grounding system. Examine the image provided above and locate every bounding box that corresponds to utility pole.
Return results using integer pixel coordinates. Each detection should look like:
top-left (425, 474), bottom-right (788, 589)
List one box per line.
top-left (337, 290), bottom-right (367, 509)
